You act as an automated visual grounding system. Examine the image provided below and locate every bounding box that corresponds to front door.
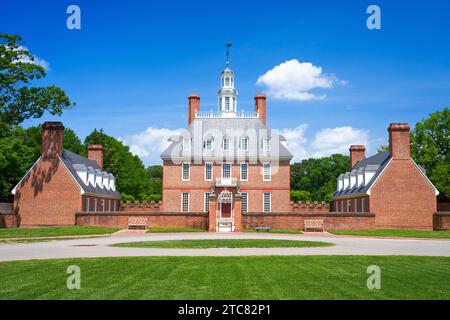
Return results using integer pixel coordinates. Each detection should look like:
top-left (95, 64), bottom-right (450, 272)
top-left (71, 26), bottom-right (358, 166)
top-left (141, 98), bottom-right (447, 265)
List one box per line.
top-left (221, 203), bottom-right (232, 218)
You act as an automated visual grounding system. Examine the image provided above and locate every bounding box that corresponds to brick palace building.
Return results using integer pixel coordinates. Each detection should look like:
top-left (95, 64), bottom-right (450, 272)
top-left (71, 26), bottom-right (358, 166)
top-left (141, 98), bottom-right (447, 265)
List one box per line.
top-left (160, 59), bottom-right (293, 231)
top-left (333, 123), bottom-right (439, 230)
top-left (12, 122), bottom-right (121, 227)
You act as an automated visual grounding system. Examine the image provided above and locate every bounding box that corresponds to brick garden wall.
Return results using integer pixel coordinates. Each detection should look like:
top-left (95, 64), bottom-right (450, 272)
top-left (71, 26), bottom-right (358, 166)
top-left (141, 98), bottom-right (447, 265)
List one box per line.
top-left (120, 201), bottom-right (162, 212)
top-left (0, 213), bottom-right (19, 228)
top-left (243, 212), bottom-right (376, 231)
top-left (433, 212), bottom-right (450, 231)
top-left (290, 201), bottom-right (330, 213)
top-left (75, 212), bottom-right (208, 229)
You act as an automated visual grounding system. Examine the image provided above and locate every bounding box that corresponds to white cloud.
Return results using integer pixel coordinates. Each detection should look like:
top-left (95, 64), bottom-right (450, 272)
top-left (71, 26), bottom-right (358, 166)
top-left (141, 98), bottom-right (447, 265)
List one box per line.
top-left (119, 127), bottom-right (181, 165)
top-left (2, 45), bottom-right (50, 70)
top-left (257, 59), bottom-right (343, 101)
top-left (281, 124), bottom-right (369, 161)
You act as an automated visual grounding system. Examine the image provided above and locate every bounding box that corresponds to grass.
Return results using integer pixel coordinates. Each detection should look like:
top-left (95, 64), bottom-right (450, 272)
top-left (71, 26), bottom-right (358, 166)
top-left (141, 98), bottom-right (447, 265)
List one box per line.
top-left (243, 229), bottom-right (303, 234)
top-left (147, 228), bottom-right (207, 233)
top-left (330, 229), bottom-right (450, 239)
top-left (0, 226), bottom-right (120, 239)
top-left (1, 256), bottom-right (449, 299)
top-left (111, 239), bottom-right (332, 249)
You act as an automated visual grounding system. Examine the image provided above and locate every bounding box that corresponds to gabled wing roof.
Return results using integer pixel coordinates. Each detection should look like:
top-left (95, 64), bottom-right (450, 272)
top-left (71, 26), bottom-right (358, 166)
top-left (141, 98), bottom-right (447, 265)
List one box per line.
top-left (60, 150), bottom-right (121, 198)
top-left (333, 151), bottom-right (391, 197)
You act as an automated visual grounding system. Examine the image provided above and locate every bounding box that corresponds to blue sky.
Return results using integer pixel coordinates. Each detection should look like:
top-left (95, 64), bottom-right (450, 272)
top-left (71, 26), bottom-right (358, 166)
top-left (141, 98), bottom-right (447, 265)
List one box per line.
top-left (1, 0), bottom-right (449, 165)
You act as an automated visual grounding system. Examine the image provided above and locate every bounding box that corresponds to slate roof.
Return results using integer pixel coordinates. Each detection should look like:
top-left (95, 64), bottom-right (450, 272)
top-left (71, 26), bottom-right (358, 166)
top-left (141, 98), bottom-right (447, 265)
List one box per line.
top-left (333, 150), bottom-right (391, 198)
top-left (161, 117), bottom-right (293, 161)
top-left (60, 150), bottom-right (121, 198)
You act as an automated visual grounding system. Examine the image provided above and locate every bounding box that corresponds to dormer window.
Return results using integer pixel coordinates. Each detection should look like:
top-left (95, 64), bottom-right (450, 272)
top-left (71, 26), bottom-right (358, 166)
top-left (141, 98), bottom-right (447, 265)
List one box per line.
top-left (183, 138), bottom-right (191, 151)
top-left (223, 137), bottom-right (230, 151)
top-left (263, 138), bottom-right (271, 151)
top-left (240, 137), bottom-right (249, 151)
top-left (205, 137), bottom-right (214, 151)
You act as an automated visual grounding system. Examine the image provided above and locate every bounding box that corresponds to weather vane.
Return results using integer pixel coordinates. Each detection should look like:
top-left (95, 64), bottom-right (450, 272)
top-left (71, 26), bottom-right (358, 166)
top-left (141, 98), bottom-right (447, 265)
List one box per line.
top-left (225, 40), bottom-right (232, 66)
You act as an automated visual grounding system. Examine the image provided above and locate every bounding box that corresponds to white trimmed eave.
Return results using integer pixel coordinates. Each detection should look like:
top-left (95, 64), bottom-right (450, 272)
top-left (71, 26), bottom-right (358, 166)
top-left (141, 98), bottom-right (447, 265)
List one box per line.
top-left (366, 157), bottom-right (393, 196)
top-left (59, 156), bottom-right (85, 195)
top-left (11, 156), bottom-right (42, 195)
top-left (411, 158), bottom-right (440, 196)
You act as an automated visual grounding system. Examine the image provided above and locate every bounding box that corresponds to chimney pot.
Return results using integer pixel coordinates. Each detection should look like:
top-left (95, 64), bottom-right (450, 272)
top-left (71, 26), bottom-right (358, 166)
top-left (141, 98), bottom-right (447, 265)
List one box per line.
top-left (349, 145), bottom-right (366, 169)
top-left (254, 94), bottom-right (267, 126)
top-left (41, 121), bottom-right (64, 159)
top-left (188, 94), bottom-right (200, 125)
top-left (388, 123), bottom-right (410, 160)
top-left (88, 144), bottom-right (103, 169)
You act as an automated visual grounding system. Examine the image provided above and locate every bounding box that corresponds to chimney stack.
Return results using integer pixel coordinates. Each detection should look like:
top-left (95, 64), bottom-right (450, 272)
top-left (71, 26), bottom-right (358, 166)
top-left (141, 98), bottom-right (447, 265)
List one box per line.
top-left (88, 144), bottom-right (103, 169)
top-left (41, 122), bottom-right (64, 159)
top-left (188, 94), bottom-right (200, 125)
top-left (388, 123), bottom-right (410, 160)
top-left (349, 145), bottom-right (366, 169)
top-left (254, 94), bottom-right (267, 126)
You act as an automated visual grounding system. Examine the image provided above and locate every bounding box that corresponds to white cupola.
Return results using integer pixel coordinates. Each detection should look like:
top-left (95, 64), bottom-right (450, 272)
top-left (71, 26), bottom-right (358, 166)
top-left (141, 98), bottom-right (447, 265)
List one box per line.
top-left (217, 42), bottom-right (238, 113)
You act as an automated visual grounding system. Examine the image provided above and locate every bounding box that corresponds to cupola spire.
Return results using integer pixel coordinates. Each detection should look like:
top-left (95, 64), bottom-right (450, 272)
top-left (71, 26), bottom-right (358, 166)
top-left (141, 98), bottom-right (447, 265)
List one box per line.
top-left (218, 41), bottom-right (238, 113)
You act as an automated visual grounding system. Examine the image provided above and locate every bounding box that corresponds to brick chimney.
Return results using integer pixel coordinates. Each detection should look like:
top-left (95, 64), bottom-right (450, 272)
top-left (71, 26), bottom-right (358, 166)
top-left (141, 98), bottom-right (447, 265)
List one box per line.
top-left (41, 122), bottom-right (64, 159)
top-left (188, 94), bottom-right (200, 125)
top-left (388, 123), bottom-right (410, 160)
top-left (349, 145), bottom-right (366, 169)
top-left (88, 144), bottom-right (103, 169)
top-left (254, 94), bottom-right (267, 126)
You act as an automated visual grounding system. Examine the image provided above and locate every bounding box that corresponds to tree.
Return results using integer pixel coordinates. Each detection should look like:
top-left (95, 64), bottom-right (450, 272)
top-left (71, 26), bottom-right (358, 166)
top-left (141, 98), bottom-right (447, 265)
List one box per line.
top-left (0, 34), bottom-right (73, 132)
top-left (290, 154), bottom-right (349, 203)
top-left (410, 107), bottom-right (450, 199)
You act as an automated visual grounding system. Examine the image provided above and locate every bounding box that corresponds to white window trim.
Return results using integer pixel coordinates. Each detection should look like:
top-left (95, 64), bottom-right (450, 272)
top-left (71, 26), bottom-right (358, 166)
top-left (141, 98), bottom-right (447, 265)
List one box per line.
top-left (204, 162), bottom-right (213, 181)
top-left (182, 162), bottom-right (190, 181)
top-left (223, 137), bottom-right (230, 151)
top-left (205, 137), bottom-right (214, 151)
top-left (263, 138), bottom-right (271, 151)
top-left (242, 192), bottom-right (248, 213)
top-left (222, 162), bottom-right (232, 179)
top-left (240, 163), bottom-right (248, 181)
top-left (263, 193), bottom-right (271, 213)
top-left (263, 162), bottom-right (271, 181)
top-left (240, 137), bottom-right (249, 151)
top-left (204, 192), bottom-right (210, 212)
top-left (181, 192), bottom-right (190, 212)
top-left (86, 197), bottom-right (90, 212)
top-left (183, 138), bottom-right (191, 151)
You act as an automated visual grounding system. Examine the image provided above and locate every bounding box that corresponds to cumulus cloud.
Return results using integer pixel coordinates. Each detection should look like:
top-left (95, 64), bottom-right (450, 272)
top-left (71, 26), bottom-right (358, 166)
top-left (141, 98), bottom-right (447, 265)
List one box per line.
top-left (11, 45), bottom-right (50, 70)
top-left (257, 59), bottom-right (343, 101)
top-left (281, 125), bottom-right (369, 161)
top-left (119, 127), bottom-right (181, 165)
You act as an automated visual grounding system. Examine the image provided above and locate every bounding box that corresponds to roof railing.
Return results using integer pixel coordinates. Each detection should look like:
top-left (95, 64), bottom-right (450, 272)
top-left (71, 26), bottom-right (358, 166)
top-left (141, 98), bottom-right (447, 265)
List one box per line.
top-left (196, 110), bottom-right (259, 119)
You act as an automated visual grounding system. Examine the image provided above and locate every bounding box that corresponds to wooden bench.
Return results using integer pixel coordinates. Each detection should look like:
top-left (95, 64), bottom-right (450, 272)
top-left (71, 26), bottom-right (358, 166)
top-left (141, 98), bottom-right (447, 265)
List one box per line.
top-left (304, 220), bottom-right (324, 232)
top-left (128, 217), bottom-right (148, 230)
top-left (255, 226), bottom-right (272, 232)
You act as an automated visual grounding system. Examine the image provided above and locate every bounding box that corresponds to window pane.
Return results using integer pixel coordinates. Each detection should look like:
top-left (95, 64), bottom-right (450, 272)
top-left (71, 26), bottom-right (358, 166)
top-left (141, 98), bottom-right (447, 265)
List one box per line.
top-left (240, 163), bottom-right (248, 180)
top-left (222, 163), bottom-right (231, 178)
top-left (182, 163), bottom-right (190, 180)
top-left (223, 138), bottom-right (229, 150)
top-left (182, 193), bottom-right (189, 212)
top-left (263, 163), bottom-right (271, 181)
top-left (204, 193), bottom-right (210, 212)
top-left (263, 193), bottom-right (271, 213)
top-left (242, 193), bottom-right (248, 213)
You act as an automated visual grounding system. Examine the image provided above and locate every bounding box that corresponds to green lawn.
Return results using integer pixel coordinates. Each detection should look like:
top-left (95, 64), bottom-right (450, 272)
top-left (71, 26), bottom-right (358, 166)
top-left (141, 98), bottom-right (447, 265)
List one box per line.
top-left (1, 256), bottom-right (449, 299)
top-left (147, 228), bottom-right (207, 233)
top-left (243, 229), bottom-right (303, 234)
top-left (330, 229), bottom-right (450, 239)
top-left (111, 239), bottom-right (332, 249)
top-left (0, 226), bottom-right (120, 239)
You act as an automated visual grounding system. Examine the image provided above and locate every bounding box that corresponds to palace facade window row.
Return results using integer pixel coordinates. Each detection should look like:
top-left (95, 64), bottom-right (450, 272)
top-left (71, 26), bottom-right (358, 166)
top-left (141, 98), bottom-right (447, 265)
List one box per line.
top-left (180, 191), bottom-right (271, 213)
top-left (181, 162), bottom-right (272, 182)
top-left (182, 137), bottom-right (272, 152)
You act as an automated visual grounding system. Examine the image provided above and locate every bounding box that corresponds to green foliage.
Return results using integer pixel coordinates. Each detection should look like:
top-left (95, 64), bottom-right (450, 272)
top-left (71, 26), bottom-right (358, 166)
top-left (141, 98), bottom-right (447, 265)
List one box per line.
top-left (410, 107), bottom-right (449, 199)
top-left (290, 154), bottom-right (349, 203)
top-left (290, 190), bottom-right (312, 202)
top-left (0, 34), bottom-right (73, 129)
